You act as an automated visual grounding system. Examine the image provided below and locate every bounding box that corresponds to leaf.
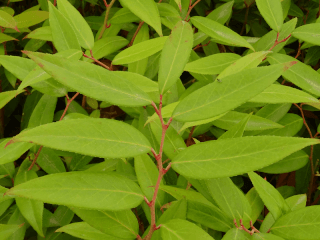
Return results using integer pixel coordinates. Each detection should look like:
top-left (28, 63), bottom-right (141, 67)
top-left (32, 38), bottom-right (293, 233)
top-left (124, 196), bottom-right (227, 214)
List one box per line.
top-left (267, 53), bottom-right (320, 97)
top-left (0, 138), bottom-right (33, 165)
top-left (9, 118), bottom-right (151, 158)
top-left (113, 36), bottom-right (167, 65)
top-left (0, 89), bottom-right (24, 109)
top-left (0, 224), bottom-right (21, 239)
top-left (119, 0), bottom-right (162, 36)
top-left (161, 219), bottom-right (214, 240)
top-left (191, 16), bottom-right (254, 50)
top-left (248, 172), bottom-right (289, 221)
top-left (71, 207), bottom-right (138, 239)
top-left (251, 233), bottom-right (285, 240)
top-left (57, 0), bottom-right (94, 50)
top-left (0, 55), bottom-right (35, 80)
top-left (0, 10), bottom-right (18, 31)
top-left (171, 136), bottom-right (319, 179)
top-left (184, 53), bottom-right (241, 75)
top-left (158, 21), bottom-right (193, 95)
top-left (292, 23), bottom-right (320, 47)
top-left (259, 150), bottom-right (309, 174)
top-left (109, 7), bottom-right (140, 24)
top-left (244, 187), bottom-right (264, 224)
top-left (222, 228), bottom-right (251, 240)
top-left (219, 113), bottom-right (251, 139)
top-left (206, 1), bottom-right (234, 25)
top-left (173, 63), bottom-right (295, 122)
top-left (48, 1), bottom-right (80, 52)
top-left (14, 11), bottom-right (49, 28)
top-left (56, 222), bottom-right (117, 240)
top-left (6, 172), bottom-right (144, 211)
top-left (0, 32), bottom-right (17, 43)
top-left (249, 84), bottom-right (319, 103)
top-left (23, 51), bottom-right (152, 107)
top-left (37, 147), bottom-right (66, 174)
top-left (271, 206), bottom-right (320, 240)
top-left (255, 0), bottom-right (283, 32)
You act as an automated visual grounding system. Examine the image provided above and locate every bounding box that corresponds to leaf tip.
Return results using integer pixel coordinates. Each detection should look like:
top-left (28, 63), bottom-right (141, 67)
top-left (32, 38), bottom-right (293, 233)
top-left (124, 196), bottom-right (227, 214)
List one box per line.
top-left (4, 139), bottom-right (15, 149)
top-left (14, 26), bottom-right (20, 32)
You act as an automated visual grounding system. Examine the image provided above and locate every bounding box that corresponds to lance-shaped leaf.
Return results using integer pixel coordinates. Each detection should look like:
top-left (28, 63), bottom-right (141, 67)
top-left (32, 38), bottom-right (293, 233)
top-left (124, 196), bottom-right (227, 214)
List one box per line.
top-left (255, 0), bottom-right (283, 32)
top-left (267, 53), bottom-right (320, 97)
top-left (6, 172), bottom-right (144, 211)
top-left (24, 26), bottom-right (52, 41)
top-left (292, 23), bottom-right (320, 47)
top-left (207, 1), bottom-right (233, 25)
top-left (57, 0), bottom-right (94, 50)
top-left (48, 1), bottom-right (80, 52)
top-left (109, 7), bottom-right (140, 24)
top-left (219, 113), bottom-right (251, 140)
top-left (23, 51), bottom-right (152, 107)
top-left (0, 89), bottom-right (24, 109)
top-left (14, 11), bottom-right (49, 28)
top-left (0, 32), bottom-right (17, 43)
top-left (184, 53), bottom-right (241, 75)
top-left (191, 16), bottom-right (254, 50)
top-left (158, 21), bottom-right (193, 95)
top-left (8, 118), bottom-right (151, 158)
top-left (0, 10), bottom-right (19, 31)
top-left (119, 0), bottom-right (162, 36)
top-left (251, 233), bottom-right (285, 240)
top-left (222, 228), bottom-right (251, 240)
top-left (0, 224), bottom-right (22, 239)
top-left (161, 219), bottom-right (214, 240)
top-left (173, 63), bottom-right (295, 122)
top-left (113, 36), bottom-right (168, 65)
top-left (248, 172), bottom-right (289, 221)
top-left (171, 136), bottom-right (319, 179)
top-left (0, 138), bottom-right (33, 165)
top-left (271, 206), bottom-right (320, 240)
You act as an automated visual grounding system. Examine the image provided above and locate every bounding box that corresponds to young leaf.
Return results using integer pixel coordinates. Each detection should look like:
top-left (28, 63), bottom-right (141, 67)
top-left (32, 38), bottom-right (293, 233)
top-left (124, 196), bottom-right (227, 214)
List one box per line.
top-left (113, 36), bottom-right (167, 65)
top-left (271, 206), bottom-right (320, 240)
top-left (161, 219), bottom-right (214, 240)
top-left (14, 11), bottom-right (49, 28)
top-left (171, 136), bottom-right (319, 179)
top-left (6, 172), bottom-right (144, 211)
top-left (292, 23), bottom-right (320, 46)
top-left (255, 0), bottom-right (283, 32)
top-left (57, 0), bottom-right (94, 50)
top-left (9, 118), bottom-right (151, 158)
top-left (173, 63), bottom-right (295, 122)
top-left (23, 51), bottom-right (152, 107)
top-left (248, 172), bottom-right (290, 221)
top-left (48, 1), bottom-right (80, 52)
top-left (119, 0), bottom-right (162, 36)
top-left (191, 16), bottom-right (254, 50)
top-left (158, 21), bottom-right (193, 95)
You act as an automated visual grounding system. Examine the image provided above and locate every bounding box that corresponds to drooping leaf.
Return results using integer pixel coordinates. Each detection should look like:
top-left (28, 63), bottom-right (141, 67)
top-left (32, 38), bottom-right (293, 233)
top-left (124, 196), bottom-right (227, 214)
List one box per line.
top-left (57, 0), bottom-right (94, 50)
top-left (173, 63), bottom-right (295, 122)
top-left (191, 16), bottom-right (254, 50)
top-left (171, 136), bottom-right (319, 179)
top-left (6, 172), bottom-right (144, 211)
top-left (255, 0), bottom-right (283, 32)
top-left (9, 118), bottom-right (151, 158)
top-left (158, 21), bottom-right (193, 95)
top-left (14, 11), bottom-right (49, 28)
top-left (23, 51), bottom-right (152, 107)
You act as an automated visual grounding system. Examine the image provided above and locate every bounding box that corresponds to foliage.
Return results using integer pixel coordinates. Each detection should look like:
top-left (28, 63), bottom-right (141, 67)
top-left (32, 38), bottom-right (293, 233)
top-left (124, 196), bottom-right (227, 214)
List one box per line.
top-left (0, 0), bottom-right (320, 239)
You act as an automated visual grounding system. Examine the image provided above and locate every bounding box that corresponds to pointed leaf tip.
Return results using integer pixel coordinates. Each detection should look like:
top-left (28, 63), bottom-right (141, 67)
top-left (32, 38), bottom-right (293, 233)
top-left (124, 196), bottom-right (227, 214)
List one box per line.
top-left (14, 26), bottom-right (20, 32)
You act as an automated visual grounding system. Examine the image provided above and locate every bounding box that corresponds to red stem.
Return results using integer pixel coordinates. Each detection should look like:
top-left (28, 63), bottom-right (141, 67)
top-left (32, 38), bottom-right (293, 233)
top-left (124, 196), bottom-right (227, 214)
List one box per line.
top-left (128, 21), bottom-right (144, 47)
top-left (185, 0), bottom-right (202, 21)
top-left (268, 32), bottom-right (291, 52)
top-left (83, 52), bottom-right (111, 70)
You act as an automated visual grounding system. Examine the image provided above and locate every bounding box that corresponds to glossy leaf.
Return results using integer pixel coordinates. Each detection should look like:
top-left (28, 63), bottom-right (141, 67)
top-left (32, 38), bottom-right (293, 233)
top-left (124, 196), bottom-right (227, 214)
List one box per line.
top-left (255, 0), bottom-right (283, 32)
top-left (6, 172), bottom-right (144, 211)
top-left (9, 118), bottom-right (151, 158)
top-left (158, 21), bottom-right (193, 95)
top-left (173, 63), bottom-right (295, 122)
top-left (14, 11), bottom-right (49, 28)
top-left (24, 51), bottom-right (152, 106)
top-left (57, 0), bottom-right (94, 50)
top-left (172, 136), bottom-right (319, 179)
top-left (191, 16), bottom-right (254, 50)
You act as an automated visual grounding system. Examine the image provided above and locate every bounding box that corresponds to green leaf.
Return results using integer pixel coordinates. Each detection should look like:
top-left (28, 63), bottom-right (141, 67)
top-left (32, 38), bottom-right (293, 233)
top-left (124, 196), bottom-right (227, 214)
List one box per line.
top-left (9, 118), bottom-right (151, 158)
top-left (206, 1), bottom-right (234, 25)
top-left (0, 55), bottom-right (35, 80)
top-left (109, 7), bottom-right (140, 24)
top-left (245, 187), bottom-right (264, 225)
top-left (71, 207), bottom-right (139, 239)
top-left (267, 53), bottom-right (320, 97)
top-left (251, 233), bottom-right (285, 240)
top-left (25, 26), bottom-right (52, 41)
top-left (292, 23), bottom-right (320, 47)
top-left (271, 206), bottom-right (320, 240)
top-left (0, 89), bottom-right (24, 109)
top-left (23, 51), bottom-right (152, 107)
top-left (37, 147), bottom-right (66, 174)
top-left (158, 2), bottom-right (181, 29)
top-left (0, 224), bottom-right (21, 239)
top-left (119, 0), bottom-right (162, 36)
top-left (184, 53), bottom-right (241, 75)
top-left (161, 219), bottom-right (214, 240)
top-left (0, 32), bottom-right (17, 43)
top-left (219, 113), bottom-right (251, 139)
top-left (172, 136), bottom-right (319, 179)
top-left (249, 84), bottom-right (319, 103)
top-left (248, 172), bottom-right (289, 220)
top-left (259, 150), bottom-right (309, 174)
top-left (173, 63), bottom-right (295, 122)
top-left (57, 0), bottom-right (94, 50)
top-left (56, 222), bottom-right (117, 240)
top-left (0, 10), bottom-right (18, 30)
top-left (113, 36), bottom-right (167, 65)
top-left (158, 21), bottom-right (193, 95)
top-left (6, 172), bottom-right (144, 211)
top-left (0, 138), bottom-right (33, 165)
top-left (255, 0), bottom-right (283, 32)
top-left (191, 16), bottom-right (254, 50)
top-left (48, 1), bottom-right (80, 52)
top-left (222, 228), bottom-right (251, 240)
top-left (14, 11), bottom-right (49, 28)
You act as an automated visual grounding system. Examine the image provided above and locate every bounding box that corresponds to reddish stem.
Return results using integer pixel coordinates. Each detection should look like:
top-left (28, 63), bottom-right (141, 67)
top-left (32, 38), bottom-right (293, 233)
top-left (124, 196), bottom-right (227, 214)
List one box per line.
top-left (83, 52), bottom-right (111, 70)
top-left (268, 32), bottom-right (291, 52)
top-left (185, 0), bottom-right (202, 21)
top-left (128, 21), bottom-right (144, 47)
top-left (98, 0), bottom-right (116, 40)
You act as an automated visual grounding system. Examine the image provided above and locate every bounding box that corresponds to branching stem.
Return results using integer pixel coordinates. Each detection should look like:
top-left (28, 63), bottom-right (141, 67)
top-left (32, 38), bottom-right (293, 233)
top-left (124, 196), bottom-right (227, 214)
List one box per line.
top-left (98, 0), bottom-right (116, 40)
